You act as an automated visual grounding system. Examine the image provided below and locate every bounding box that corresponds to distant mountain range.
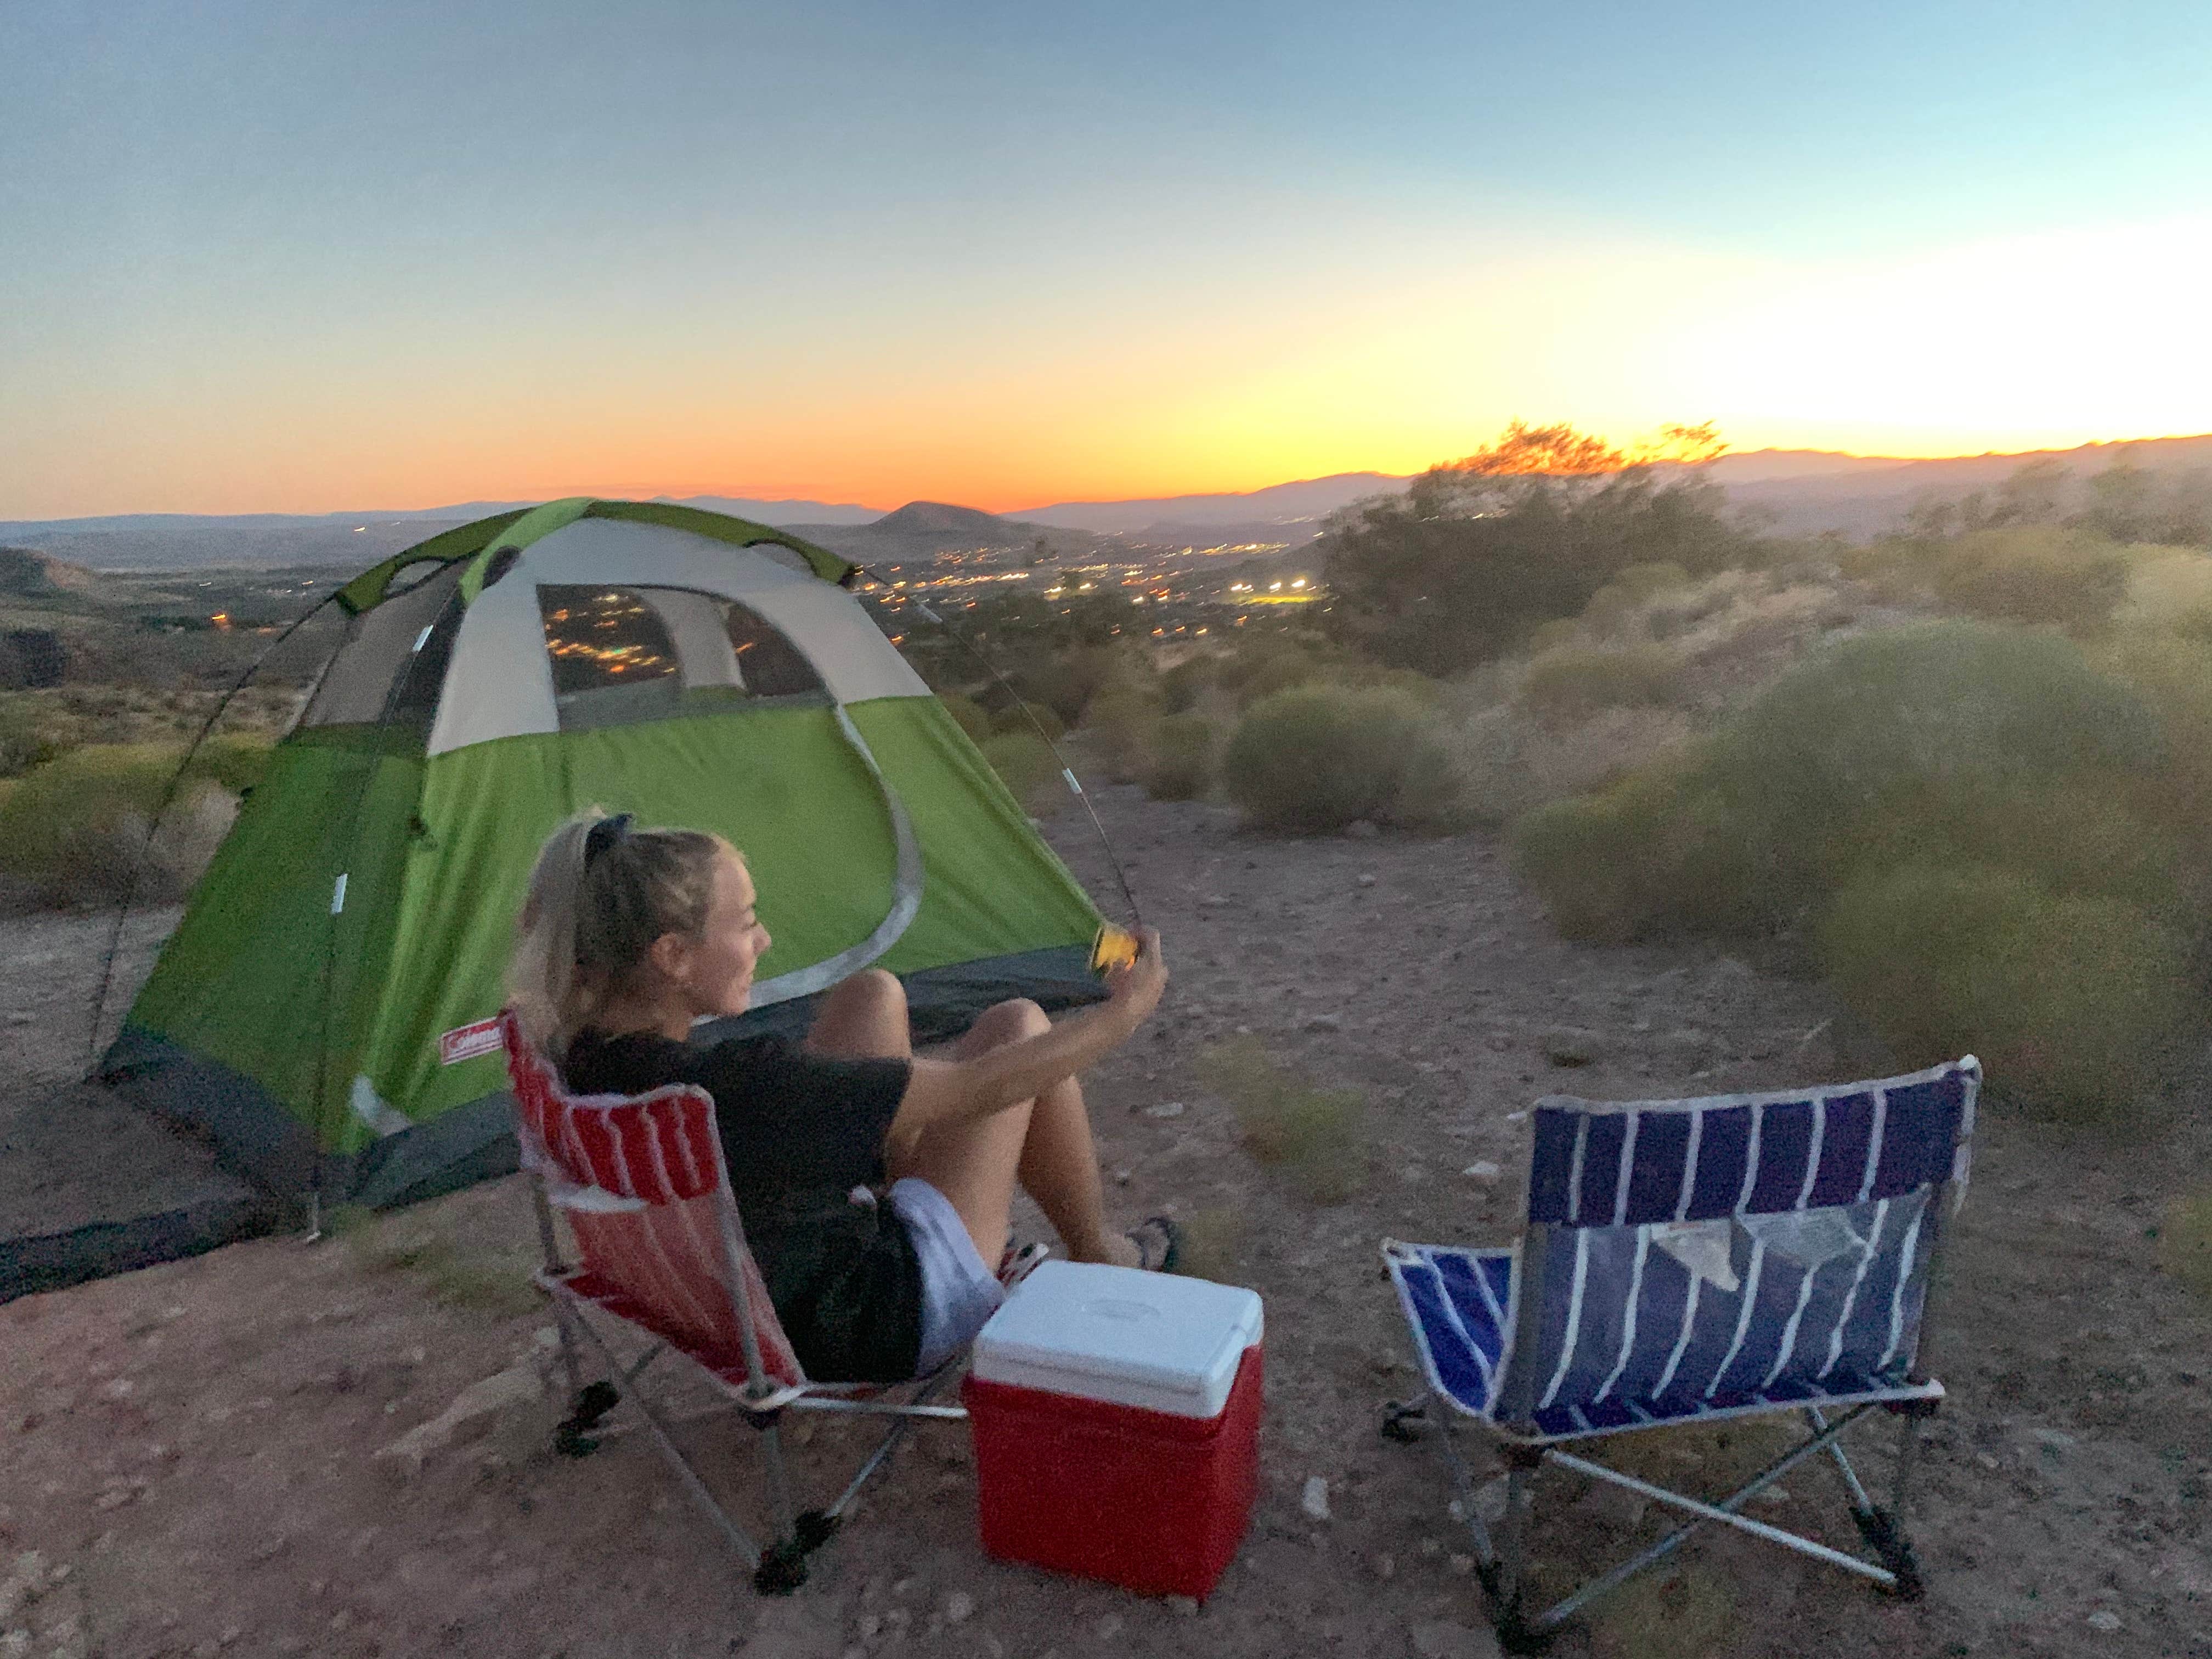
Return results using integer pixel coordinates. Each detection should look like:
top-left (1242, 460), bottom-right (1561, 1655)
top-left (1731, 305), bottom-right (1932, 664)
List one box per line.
top-left (4, 433), bottom-right (2206, 569)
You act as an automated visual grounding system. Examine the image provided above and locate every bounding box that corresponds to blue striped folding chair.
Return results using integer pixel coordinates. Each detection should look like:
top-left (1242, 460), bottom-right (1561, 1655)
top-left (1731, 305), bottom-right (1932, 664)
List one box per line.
top-left (1381, 1057), bottom-right (1978, 1650)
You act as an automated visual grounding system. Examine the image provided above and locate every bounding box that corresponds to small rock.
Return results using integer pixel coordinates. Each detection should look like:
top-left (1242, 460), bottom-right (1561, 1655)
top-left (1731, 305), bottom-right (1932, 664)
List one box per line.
top-left (1751, 1486), bottom-right (1792, 1508)
top-left (373, 1362), bottom-right (543, 1479)
top-left (944, 1591), bottom-right (974, 1623)
top-left (1344, 820), bottom-right (1379, 840)
top-left (1112, 1168), bottom-right (1132, 1186)
top-left (1303, 1015), bottom-right (1341, 1034)
top-left (1301, 1475), bottom-right (1331, 1521)
top-left (2087, 1611), bottom-right (2121, 1632)
top-left (1141, 1101), bottom-right (1186, 1119)
top-left (1484, 1034), bottom-right (1514, 1054)
top-left (1370, 1552), bottom-right (1396, 1579)
top-left (1541, 1028), bottom-right (1598, 1068)
top-left (1164, 1595), bottom-right (1200, 1616)
top-left (1472, 1475), bottom-right (1511, 1527)
top-left (1447, 1553), bottom-right (1475, 1576)
top-left (1095, 1613), bottom-right (1123, 1641)
top-left (1461, 1161), bottom-right (1503, 1184)
top-left (2033, 1427), bottom-right (2077, 1452)
top-left (0, 1554), bottom-right (43, 1622)
top-left (1356, 873), bottom-right (1378, 888)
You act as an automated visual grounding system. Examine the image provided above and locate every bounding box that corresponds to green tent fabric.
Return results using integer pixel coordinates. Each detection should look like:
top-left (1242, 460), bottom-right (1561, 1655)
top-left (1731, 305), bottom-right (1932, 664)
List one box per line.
top-left (104, 502), bottom-right (1103, 1207)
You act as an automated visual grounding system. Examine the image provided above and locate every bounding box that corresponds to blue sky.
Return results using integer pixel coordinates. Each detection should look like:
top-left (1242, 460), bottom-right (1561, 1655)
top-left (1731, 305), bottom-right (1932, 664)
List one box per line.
top-left (5, 1), bottom-right (2209, 514)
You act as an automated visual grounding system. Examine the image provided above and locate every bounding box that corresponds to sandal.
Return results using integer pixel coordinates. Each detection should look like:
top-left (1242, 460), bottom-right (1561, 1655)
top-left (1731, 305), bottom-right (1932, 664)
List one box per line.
top-left (997, 1240), bottom-right (1051, 1290)
top-left (1125, 1216), bottom-right (1183, 1274)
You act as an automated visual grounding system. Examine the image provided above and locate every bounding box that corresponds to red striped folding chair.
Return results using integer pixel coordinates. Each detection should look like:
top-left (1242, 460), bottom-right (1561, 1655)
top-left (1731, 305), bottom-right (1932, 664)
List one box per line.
top-left (499, 1011), bottom-right (969, 1591)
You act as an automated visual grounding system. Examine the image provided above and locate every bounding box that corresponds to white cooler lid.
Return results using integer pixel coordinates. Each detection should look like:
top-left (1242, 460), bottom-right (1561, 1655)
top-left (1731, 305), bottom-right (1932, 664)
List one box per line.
top-left (972, 1260), bottom-right (1264, 1419)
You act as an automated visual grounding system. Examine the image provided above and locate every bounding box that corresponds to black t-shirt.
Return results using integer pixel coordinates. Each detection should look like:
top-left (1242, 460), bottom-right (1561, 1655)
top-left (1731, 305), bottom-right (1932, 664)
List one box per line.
top-left (562, 1028), bottom-right (924, 1384)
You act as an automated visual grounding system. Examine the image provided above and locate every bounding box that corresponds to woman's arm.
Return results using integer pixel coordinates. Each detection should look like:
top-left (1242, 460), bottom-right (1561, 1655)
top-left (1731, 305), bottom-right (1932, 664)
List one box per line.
top-left (884, 929), bottom-right (1167, 1156)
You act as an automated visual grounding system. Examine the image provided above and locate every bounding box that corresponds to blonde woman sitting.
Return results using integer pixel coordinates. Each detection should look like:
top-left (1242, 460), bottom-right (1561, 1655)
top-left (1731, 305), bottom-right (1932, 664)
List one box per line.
top-left (509, 812), bottom-right (1175, 1384)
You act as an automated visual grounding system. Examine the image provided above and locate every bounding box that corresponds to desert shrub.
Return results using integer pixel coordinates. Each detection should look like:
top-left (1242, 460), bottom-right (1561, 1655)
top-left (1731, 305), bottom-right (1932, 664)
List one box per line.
top-left (1011, 645), bottom-right (1146, 727)
top-left (1582, 561), bottom-right (1693, 634)
top-left (2159, 1191), bottom-right (2212, 1299)
top-left (978, 730), bottom-right (1063, 815)
top-left (1511, 758), bottom-right (1742, 940)
top-left (1216, 639), bottom-right (1333, 707)
top-left (1512, 623), bottom-right (2172, 939)
top-left (1159, 654), bottom-right (1217, 714)
top-left (1142, 712), bottom-right (1220, 801)
top-left (1848, 528), bottom-right (2132, 633)
top-left (1691, 622), bottom-right (2162, 915)
top-left (2098, 633), bottom-right (2212, 856)
top-left (1518, 644), bottom-right (1685, 725)
top-left (991, 699), bottom-right (1066, 742)
top-left (1196, 1035), bottom-right (1365, 1204)
top-left (1081, 685), bottom-right (1167, 782)
top-left (1928, 527), bottom-right (2131, 632)
top-left (1818, 863), bottom-right (2191, 1126)
top-left (938, 692), bottom-right (993, 745)
top-left (1223, 684), bottom-right (1460, 834)
top-left (0, 742), bottom-right (243, 904)
top-left (0, 697), bottom-right (65, 777)
top-left (1455, 702), bottom-right (1695, 829)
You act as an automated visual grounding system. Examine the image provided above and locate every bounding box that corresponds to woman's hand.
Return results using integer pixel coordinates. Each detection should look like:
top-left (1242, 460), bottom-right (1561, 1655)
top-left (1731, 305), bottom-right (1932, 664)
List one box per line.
top-left (891, 928), bottom-right (1171, 1137)
top-left (1103, 927), bottom-right (1167, 1031)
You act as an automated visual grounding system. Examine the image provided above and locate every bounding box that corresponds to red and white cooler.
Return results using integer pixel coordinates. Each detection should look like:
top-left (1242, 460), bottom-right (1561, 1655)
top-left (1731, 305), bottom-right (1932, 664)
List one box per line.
top-left (962, 1260), bottom-right (1264, 1600)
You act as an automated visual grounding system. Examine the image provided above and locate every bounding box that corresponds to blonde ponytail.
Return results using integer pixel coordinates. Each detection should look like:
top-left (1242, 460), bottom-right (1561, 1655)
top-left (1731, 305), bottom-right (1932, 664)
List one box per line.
top-left (507, 812), bottom-right (731, 1054)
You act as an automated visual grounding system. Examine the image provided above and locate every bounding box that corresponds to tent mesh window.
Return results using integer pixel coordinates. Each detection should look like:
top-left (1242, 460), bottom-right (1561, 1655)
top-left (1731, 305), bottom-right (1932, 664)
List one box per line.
top-left (299, 561), bottom-right (467, 730)
top-left (537, 585), bottom-right (825, 731)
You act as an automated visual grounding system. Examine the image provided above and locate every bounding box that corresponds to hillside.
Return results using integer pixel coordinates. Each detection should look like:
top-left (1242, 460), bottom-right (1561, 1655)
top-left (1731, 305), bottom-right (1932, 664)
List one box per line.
top-left (0, 546), bottom-right (109, 602)
top-left (8, 432), bottom-right (2209, 569)
top-left (785, 500), bottom-right (1110, 562)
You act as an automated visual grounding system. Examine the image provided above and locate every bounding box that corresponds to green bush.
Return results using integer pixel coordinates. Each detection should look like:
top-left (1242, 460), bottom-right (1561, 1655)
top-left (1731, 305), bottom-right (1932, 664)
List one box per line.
top-left (1928, 528), bottom-right (2131, 633)
top-left (1012, 645), bottom-right (1146, 727)
top-left (1082, 685), bottom-right (1166, 782)
top-left (0, 741), bottom-right (251, 904)
top-left (1519, 644), bottom-right (1686, 725)
top-left (1224, 685), bottom-right (1459, 833)
top-left (1511, 759), bottom-right (1743, 940)
top-left (1513, 623), bottom-right (2179, 939)
top-left (978, 730), bottom-right (1063, 815)
top-left (1818, 863), bottom-right (2192, 1126)
top-left (938, 692), bottom-right (994, 745)
top-left (1160, 654), bottom-right (1217, 714)
top-left (0, 697), bottom-right (65, 778)
top-left (1142, 712), bottom-right (1220, 801)
top-left (991, 699), bottom-right (1066, 741)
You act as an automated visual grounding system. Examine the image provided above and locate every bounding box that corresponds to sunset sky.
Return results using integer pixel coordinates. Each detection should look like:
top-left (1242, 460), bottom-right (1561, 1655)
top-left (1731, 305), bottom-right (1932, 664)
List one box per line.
top-left (5, 1), bottom-right (2210, 518)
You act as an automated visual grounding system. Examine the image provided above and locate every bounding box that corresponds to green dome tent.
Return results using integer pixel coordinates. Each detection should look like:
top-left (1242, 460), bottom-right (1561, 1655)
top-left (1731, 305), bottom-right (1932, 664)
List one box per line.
top-left (101, 499), bottom-right (1104, 1209)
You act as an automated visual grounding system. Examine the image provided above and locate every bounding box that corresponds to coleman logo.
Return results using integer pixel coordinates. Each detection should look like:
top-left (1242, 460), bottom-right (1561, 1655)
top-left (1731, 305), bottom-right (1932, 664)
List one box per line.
top-left (438, 1017), bottom-right (504, 1066)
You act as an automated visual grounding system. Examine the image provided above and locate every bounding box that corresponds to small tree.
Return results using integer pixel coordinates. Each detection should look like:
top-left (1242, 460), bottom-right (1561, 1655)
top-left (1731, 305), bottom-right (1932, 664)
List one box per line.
top-left (1319, 422), bottom-right (1754, 673)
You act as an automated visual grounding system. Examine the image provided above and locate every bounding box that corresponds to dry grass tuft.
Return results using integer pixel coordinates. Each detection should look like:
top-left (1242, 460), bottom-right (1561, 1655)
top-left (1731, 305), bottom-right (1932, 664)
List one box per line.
top-left (1196, 1035), bottom-right (1366, 1205)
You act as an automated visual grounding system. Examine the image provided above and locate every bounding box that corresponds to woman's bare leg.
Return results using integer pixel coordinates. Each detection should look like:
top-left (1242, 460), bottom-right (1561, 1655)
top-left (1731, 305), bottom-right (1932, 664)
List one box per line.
top-left (808, 979), bottom-right (1133, 1267)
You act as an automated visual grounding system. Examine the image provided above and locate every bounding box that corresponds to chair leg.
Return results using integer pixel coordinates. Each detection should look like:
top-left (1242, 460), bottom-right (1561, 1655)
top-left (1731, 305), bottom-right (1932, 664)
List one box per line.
top-left (751, 1419), bottom-right (811, 1594)
top-left (1491, 1449), bottom-right (1545, 1652)
top-left (1844, 1409), bottom-right (1927, 1599)
top-left (559, 1298), bottom-right (766, 1572)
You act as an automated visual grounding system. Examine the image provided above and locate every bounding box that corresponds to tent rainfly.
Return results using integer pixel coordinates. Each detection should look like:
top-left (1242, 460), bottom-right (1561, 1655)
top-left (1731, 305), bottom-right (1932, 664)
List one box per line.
top-left (102, 500), bottom-right (1105, 1208)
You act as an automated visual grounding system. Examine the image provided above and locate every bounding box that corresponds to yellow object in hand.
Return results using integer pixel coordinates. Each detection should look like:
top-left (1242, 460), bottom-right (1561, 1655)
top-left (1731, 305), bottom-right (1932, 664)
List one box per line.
top-left (1090, 923), bottom-right (1139, 974)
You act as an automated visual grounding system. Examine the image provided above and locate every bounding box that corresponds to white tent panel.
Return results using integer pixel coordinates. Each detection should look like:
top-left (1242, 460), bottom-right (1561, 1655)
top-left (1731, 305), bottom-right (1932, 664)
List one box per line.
top-left (425, 516), bottom-right (928, 755)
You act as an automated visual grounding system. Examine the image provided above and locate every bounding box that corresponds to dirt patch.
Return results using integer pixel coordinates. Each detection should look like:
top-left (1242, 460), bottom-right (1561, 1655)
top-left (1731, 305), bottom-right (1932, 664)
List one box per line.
top-left (2, 788), bottom-right (2207, 1657)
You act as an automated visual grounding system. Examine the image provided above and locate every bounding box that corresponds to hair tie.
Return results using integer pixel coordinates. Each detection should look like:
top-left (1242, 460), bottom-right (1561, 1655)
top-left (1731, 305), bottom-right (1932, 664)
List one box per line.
top-left (583, 813), bottom-right (634, 868)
